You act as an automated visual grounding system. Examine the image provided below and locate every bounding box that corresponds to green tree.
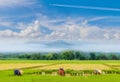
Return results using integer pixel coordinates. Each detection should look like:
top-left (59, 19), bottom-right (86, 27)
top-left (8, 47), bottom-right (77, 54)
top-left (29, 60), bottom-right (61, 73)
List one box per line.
top-left (61, 50), bottom-right (74, 60)
top-left (108, 54), bottom-right (119, 60)
top-left (18, 54), bottom-right (31, 59)
top-left (96, 54), bottom-right (108, 60)
top-left (52, 53), bottom-right (60, 60)
top-left (45, 53), bottom-right (59, 60)
top-left (30, 53), bottom-right (41, 60)
top-left (90, 52), bottom-right (96, 60)
top-left (75, 51), bottom-right (86, 60)
top-left (45, 54), bottom-right (53, 60)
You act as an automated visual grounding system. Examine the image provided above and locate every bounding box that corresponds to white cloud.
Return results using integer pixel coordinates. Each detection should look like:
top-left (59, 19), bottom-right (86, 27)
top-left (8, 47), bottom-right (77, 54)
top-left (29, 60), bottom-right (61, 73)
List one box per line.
top-left (0, 20), bottom-right (42, 39)
top-left (16, 23), bottom-right (28, 30)
top-left (88, 17), bottom-right (108, 22)
top-left (114, 33), bottom-right (120, 39)
top-left (42, 17), bottom-right (120, 40)
top-left (0, 29), bottom-right (17, 38)
top-left (50, 4), bottom-right (120, 12)
top-left (0, 16), bottom-right (120, 40)
top-left (0, 0), bottom-right (37, 7)
top-left (18, 20), bottom-right (41, 38)
top-left (0, 21), bottom-right (12, 27)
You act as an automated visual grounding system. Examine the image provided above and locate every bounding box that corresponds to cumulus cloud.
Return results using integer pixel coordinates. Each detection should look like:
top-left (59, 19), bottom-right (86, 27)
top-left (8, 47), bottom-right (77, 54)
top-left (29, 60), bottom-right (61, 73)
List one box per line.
top-left (43, 17), bottom-right (120, 40)
top-left (18, 20), bottom-right (41, 38)
top-left (0, 16), bottom-right (120, 40)
top-left (0, 30), bottom-right (17, 37)
top-left (0, 20), bottom-right (42, 39)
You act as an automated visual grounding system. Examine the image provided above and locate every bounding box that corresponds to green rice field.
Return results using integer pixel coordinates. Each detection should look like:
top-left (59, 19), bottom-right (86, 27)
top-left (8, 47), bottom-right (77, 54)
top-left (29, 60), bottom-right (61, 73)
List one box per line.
top-left (0, 60), bottom-right (120, 82)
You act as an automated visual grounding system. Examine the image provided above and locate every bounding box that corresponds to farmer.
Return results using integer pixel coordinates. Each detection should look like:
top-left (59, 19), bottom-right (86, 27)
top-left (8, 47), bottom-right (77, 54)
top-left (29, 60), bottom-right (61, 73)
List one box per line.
top-left (14, 69), bottom-right (23, 76)
top-left (58, 68), bottom-right (65, 76)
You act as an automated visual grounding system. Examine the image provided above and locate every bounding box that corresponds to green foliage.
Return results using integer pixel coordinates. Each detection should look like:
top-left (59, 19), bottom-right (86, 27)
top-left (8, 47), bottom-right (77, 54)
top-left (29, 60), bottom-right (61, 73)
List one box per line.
top-left (96, 54), bottom-right (108, 60)
top-left (75, 51), bottom-right (86, 60)
top-left (46, 53), bottom-right (59, 60)
top-left (61, 50), bottom-right (75, 60)
top-left (90, 52), bottom-right (96, 60)
top-left (0, 51), bottom-right (120, 60)
top-left (108, 54), bottom-right (119, 60)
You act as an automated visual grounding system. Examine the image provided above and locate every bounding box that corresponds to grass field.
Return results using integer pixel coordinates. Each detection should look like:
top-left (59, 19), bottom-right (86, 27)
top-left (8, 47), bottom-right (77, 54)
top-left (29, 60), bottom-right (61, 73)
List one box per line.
top-left (0, 60), bottom-right (120, 82)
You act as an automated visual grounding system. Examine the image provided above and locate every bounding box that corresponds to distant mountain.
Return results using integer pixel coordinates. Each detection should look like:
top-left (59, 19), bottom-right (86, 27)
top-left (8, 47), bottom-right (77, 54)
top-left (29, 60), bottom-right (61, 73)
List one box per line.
top-left (26, 40), bottom-right (73, 48)
top-left (44, 40), bottom-right (73, 48)
top-left (25, 40), bottom-right (120, 53)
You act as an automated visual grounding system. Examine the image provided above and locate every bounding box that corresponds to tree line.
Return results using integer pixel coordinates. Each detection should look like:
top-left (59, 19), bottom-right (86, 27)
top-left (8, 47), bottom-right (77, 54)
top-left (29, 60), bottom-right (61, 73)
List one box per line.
top-left (0, 50), bottom-right (120, 60)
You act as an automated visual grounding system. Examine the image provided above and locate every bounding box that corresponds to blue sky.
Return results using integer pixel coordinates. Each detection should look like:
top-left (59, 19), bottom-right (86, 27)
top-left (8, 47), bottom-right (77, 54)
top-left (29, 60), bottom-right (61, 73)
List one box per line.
top-left (0, 0), bottom-right (120, 52)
